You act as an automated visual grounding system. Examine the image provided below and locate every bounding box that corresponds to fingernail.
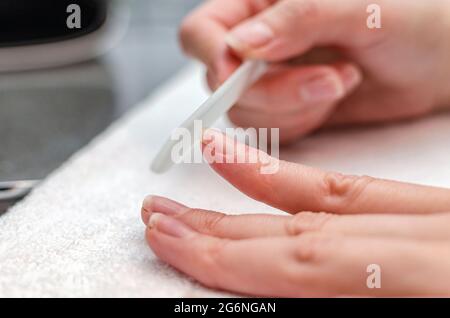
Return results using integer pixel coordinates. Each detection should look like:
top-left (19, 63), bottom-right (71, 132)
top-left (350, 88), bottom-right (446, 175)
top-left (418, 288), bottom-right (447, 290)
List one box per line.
top-left (300, 75), bottom-right (345, 103)
top-left (148, 213), bottom-right (194, 238)
top-left (226, 22), bottom-right (274, 51)
top-left (202, 129), bottom-right (226, 154)
top-left (141, 196), bottom-right (187, 225)
top-left (202, 128), bottom-right (223, 146)
top-left (341, 65), bottom-right (361, 89)
top-left (202, 129), bottom-right (228, 164)
top-left (147, 212), bottom-right (161, 228)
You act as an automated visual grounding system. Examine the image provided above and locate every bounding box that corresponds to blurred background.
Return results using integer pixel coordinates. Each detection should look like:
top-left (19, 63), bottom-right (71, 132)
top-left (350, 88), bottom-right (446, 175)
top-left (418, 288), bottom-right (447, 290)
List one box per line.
top-left (0, 0), bottom-right (201, 212)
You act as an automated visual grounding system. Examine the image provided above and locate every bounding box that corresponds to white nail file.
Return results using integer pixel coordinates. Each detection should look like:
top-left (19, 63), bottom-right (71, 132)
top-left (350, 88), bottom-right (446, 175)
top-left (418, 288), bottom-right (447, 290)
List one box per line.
top-left (151, 60), bottom-right (268, 173)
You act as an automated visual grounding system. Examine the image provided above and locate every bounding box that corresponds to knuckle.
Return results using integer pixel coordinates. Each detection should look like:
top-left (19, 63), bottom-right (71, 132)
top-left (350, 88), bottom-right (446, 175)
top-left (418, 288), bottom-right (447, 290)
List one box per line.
top-left (321, 172), bottom-right (375, 213)
top-left (180, 208), bottom-right (227, 234)
top-left (293, 232), bottom-right (339, 263)
top-left (279, 232), bottom-right (341, 296)
top-left (281, 262), bottom-right (326, 296)
top-left (200, 212), bottom-right (227, 235)
top-left (196, 239), bottom-right (229, 288)
top-left (287, 212), bottom-right (335, 235)
top-left (179, 207), bottom-right (201, 218)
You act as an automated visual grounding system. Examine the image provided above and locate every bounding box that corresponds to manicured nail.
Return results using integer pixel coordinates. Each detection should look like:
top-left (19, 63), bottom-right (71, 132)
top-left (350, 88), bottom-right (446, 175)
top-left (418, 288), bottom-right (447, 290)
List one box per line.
top-left (148, 213), bottom-right (194, 238)
top-left (300, 75), bottom-right (345, 103)
top-left (226, 22), bottom-right (274, 51)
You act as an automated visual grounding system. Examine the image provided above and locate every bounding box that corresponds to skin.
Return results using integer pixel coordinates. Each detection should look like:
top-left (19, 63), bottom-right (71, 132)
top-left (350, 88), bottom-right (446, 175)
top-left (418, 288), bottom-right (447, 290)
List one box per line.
top-left (141, 0), bottom-right (450, 296)
top-left (142, 131), bottom-right (450, 297)
top-left (178, 0), bottom-right (450, 143)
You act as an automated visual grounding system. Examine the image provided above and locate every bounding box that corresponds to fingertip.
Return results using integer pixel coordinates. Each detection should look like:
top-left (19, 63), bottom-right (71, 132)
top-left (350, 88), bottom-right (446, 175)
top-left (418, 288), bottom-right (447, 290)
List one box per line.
top-left (145, 224), bottom-right (157, 248)
top-left (148, 213), bottom-right (197, 238)
top-left (338, 63), bottom-right (363, 92)
top-left (201, 128), bottom-right (283, 205)
top-left (145, 226), bottom-right (177, 264)
top-left (293, 64), bottom-right (362, 104)
top-left (145, 218), bottom-right (190, 256)
top-left (141, 195), bottom-right (189, 225)
top-left (225, 33), bottom-right (251, 58)
top-left (141, 195), bottom-right (154, 225)
top-left (142, 194), bottom-right (154, 208)
top-left (206, 70), bottom-right (219, 91)
top-left (213, 52), bottom-right (242, 85)
top-left (299, 71), bottom-right (345, 104)
top-left (201, 128), bottom-right (250, 167)
top-left (201, 128), bottom-right (277, 168)
top-left (201, 128), bottom-right (224, 148)
top-left (225, 20), bottom-right (275, 58)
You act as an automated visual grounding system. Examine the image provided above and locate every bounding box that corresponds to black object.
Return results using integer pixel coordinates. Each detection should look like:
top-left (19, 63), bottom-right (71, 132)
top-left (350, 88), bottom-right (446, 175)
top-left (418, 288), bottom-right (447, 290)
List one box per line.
top-left (0, 60), bottom-right (116, 214)
top-left (0, 180), bottom-right (38, 214)
top-left (0, 0), bottom-right (107, 47)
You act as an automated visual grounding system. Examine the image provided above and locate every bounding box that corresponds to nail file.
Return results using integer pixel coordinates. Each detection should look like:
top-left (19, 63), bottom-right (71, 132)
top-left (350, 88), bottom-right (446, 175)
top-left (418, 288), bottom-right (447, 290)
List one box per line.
top-left (151, 60), bottom-right (268, 174)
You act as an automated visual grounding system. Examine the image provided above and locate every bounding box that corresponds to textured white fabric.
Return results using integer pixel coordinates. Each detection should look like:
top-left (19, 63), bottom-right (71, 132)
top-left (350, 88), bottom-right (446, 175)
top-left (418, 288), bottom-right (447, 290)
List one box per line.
top-left (1, 64), bottom-right (450, 297)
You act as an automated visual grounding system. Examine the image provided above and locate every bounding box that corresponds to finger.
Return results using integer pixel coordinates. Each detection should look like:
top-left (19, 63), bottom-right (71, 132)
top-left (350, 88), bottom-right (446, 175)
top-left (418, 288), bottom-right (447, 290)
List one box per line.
top-left (142, 195), bottom-right (288, 239)
top-left (227, 63), bottom-right (361, 143)
top-left (228, 107), bottom-right (329, 144)
top-left (146, 212), bottom-right (317, 297)
top-left (225, 0), bottom-right (384, 61)
top-left (142, 196), bottom-right (450, 241)
top-left (236, 62), bottom-right (361, 113)
top-left (179, 0), bottom-right (275, 82)
top-left (201, 129), bottom-right (450, 215)
top-left (326, 84), bottom-right (434, 126)
top-left (146, 216), bottom-right (450, 297)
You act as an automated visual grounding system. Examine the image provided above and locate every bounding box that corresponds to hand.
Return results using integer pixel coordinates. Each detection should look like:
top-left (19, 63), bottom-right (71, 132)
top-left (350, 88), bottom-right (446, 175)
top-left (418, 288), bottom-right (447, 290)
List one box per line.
top-left (179, 0), bottom-right (450, 143)
top-left (141, 130), bottom-right (450, 297)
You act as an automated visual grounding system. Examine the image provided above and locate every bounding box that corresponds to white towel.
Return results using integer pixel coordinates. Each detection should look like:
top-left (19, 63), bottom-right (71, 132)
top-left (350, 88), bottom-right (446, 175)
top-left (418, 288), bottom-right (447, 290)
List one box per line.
top-left (1, 63), bottom-right (450, 297)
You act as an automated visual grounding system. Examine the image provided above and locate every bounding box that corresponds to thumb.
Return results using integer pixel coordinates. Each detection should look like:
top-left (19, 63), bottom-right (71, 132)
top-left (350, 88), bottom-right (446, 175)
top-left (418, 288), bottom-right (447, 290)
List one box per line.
top-left (225, 0), bottom-right (375, 61)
